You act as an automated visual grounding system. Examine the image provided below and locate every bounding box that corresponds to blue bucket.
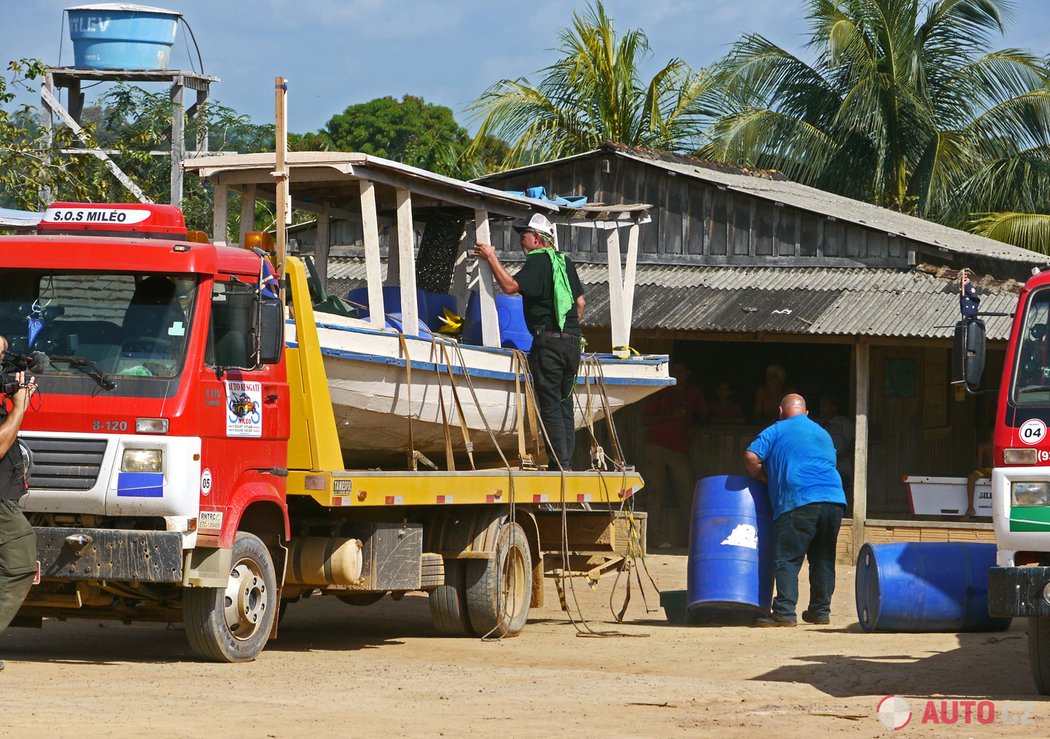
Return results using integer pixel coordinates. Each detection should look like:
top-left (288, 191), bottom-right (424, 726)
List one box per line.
top-left (67, 5), bottom-right (181, 70)
top-left (855, 542), bottom-right (1012, 632)
top-left (686, 475), bottom-right (774, 616)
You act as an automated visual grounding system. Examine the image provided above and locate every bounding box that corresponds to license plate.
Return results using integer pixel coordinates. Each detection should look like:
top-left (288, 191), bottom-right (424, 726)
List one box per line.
top-left (33, 560), bottom-right (41, 585)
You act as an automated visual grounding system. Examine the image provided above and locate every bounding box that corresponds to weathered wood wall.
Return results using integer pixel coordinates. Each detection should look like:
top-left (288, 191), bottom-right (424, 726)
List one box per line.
top-left (484, 155), bottom-right (916, 267)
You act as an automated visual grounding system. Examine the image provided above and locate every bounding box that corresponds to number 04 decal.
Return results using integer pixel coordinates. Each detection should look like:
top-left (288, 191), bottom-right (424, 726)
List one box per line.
top-left (1019, 418), bottom-right (1047, 446)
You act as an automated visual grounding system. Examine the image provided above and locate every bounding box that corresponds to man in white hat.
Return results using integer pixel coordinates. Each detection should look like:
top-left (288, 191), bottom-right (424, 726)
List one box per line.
top-left (474, 213), bottom-right (585, 469)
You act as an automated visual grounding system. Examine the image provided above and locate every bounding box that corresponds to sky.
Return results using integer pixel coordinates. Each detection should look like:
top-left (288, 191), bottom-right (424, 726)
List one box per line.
top-left (3, 0), bottom-right (1050, 135)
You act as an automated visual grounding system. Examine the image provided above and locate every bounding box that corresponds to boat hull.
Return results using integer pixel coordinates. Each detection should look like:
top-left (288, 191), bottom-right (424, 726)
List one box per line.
top-left (289, 314), bottom-right (671, 463)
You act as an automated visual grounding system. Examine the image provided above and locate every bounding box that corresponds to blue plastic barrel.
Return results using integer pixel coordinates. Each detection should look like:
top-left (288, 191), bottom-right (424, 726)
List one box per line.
top-left (68, 5), bottom-right (181, 70)
top-left (855, 542), bottom-right (1012, 632)
top-left (686, 475), bottom-right (774, 616)
top-left (463, 292), bottom-right (533, 350)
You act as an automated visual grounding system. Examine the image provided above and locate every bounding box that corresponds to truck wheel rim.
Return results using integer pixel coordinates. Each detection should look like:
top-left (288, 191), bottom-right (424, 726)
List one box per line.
top-left (223, 559), bottom-right (268, 640)
top-left (502, 546), bottom-right (527, 617)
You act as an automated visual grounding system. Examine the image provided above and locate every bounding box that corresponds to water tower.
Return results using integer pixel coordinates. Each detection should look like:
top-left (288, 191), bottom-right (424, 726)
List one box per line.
top-left (39, 4), bottom-right (219, 206)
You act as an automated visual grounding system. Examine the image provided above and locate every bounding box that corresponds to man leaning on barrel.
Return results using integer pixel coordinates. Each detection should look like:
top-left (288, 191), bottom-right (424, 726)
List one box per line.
top-left (743, 393), bottom-right (847, 627)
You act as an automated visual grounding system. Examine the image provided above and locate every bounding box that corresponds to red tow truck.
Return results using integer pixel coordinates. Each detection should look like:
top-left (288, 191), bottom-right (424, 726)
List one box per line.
top-left (2, 201), bottom-right (644, 661)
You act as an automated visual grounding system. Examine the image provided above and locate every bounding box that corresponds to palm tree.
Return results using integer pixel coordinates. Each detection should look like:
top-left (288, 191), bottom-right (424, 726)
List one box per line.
top-left (468, 1), bottom-right (715, 167)
top-left (702, 0), bottom-right (1050, 249)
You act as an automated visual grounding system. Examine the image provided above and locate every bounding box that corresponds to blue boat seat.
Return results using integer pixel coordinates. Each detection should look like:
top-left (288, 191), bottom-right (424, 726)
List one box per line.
top-left (346, 286), bottom-right (433, 335)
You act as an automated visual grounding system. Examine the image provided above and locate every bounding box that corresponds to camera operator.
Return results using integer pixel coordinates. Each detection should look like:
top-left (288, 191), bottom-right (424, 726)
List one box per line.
top-left (0, 335), bottom-right (36, 671)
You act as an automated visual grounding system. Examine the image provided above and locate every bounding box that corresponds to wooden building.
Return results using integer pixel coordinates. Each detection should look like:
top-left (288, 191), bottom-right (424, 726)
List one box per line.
top-left (291, 143), bottom-right (1045, 556)
top-left (473, 144), bottom-right (1043, 555)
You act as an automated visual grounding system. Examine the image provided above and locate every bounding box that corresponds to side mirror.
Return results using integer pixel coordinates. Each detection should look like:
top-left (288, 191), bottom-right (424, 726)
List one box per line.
top-left (952, 318), bottom-right (986, 391)
top-left (255, 299), bottom-right (284, 365)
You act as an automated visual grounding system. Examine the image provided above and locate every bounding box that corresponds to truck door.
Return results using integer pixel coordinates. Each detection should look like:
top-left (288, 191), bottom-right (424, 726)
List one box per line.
top-left (198, 278), bottom-right (288, 522)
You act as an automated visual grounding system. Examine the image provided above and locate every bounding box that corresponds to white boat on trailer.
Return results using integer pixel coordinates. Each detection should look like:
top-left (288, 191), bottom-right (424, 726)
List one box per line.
top-left (186, 152), bottom-right (671, 467)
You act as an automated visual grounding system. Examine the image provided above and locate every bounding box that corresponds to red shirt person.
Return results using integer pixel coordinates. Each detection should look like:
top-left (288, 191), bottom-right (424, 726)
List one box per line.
top-left (643, 362), bottom-right (707, 546)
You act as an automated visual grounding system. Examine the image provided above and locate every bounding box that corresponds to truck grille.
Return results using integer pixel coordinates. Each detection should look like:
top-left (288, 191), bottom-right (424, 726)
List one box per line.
top-left (24, 438), bottom-right (108, 490)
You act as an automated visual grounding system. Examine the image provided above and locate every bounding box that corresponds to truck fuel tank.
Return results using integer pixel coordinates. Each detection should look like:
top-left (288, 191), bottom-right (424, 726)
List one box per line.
top-left (286, 537), bottom-right (363, 587)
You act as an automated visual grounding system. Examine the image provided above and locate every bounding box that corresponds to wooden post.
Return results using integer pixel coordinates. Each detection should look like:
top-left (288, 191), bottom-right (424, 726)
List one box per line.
top-left (314, 210), bottom-right (331, 285)
top-left (474, 209), bottom-right (500, 347)
top-left (452, 227), bottom-right (471, 315)
top-left (852, 341), bottom-right (870, 560)
top-left (622, 222), bottom-right (640, 337)
top-left (170, 76), bottom-right (185, 205)
top-left (194, 87), bottom-right (209, 156)
top-left (396, 188), bottom-right (419, 334)
top-left (606, 227), bottom-right (626, 348)
top-left (239, 184), bottom-right (257, 245)
top-left (359, 180), bottom-right (385, 328)
top-left (38, 72), bottom-right (54, 207)
top-left (212, 183), bottom-right (228, 245)
top-left (274, 77), bottom-right (289, 280)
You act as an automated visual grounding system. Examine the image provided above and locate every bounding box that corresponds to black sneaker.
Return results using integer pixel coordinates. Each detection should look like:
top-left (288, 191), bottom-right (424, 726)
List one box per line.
top-left (755, 615), bottom-right (796, 627)
top-left (801, 610), bottom-right (830, 625)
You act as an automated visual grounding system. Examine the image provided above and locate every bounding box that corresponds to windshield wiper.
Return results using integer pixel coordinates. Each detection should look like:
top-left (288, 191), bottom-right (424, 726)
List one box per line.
top-left (48, 355), bottom-right (117, 391)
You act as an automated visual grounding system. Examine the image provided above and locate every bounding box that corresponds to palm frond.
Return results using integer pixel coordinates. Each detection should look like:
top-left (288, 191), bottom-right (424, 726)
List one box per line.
top-left (969, 210), bottom-right (1050, 252)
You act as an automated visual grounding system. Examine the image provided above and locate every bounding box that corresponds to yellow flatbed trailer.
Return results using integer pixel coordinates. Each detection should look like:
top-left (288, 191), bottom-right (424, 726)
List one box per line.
top-left (277, 258), bottom-right (646, 638)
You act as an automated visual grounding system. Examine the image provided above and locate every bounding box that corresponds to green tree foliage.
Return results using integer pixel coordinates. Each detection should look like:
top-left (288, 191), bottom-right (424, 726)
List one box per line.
top-left (308, 95), bottom-right (485, 175)
top-left (0, 59), bottom-right (274, 237)
top-left (468, 0), bottom-right (715, 167)
top-left (0, 58), bottom-right (108, 210)
top-left (702, 0), bottom-right (1050, 250)
top-left (95, 83), bottom-right (274, 233)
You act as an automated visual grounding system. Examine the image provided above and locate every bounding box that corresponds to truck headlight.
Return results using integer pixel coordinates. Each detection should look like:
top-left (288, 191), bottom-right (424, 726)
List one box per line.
top-left (1012, 481), bottom-right (1050, 506)
top-left (122, 448), bottom-right (164, 473)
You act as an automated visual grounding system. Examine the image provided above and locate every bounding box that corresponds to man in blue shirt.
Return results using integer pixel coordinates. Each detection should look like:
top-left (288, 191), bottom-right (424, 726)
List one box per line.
top-left (744, 393), bottom-right (847, 626)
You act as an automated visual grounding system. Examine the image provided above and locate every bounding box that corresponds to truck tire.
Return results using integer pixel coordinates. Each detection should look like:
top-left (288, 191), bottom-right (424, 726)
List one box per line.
top-left (429, 559), bottom-right (474, 636)
top-left (465, 521), bottom-right (532, 638)
top-left (184, 532), bottom-right (277, 662)
top-left (1030, 616), bottom-right (1050, 694)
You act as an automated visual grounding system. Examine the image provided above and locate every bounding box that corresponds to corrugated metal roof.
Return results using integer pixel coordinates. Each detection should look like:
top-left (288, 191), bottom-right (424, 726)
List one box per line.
top-left (571, 263), bottom-right (1021, 293)
top-left (478, 145), bottom-right (1047, 267)
top-left (323, 256), bottom-right (1018, 340)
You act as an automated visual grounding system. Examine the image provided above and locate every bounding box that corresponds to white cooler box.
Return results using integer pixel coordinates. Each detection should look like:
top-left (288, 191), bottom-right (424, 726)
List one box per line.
top-left (903, 475), bottom-right (991, 518)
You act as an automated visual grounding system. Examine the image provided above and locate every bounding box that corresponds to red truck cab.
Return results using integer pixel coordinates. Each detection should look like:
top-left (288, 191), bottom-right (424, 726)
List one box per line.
top-left (3, 202), bottom-right (288, 660)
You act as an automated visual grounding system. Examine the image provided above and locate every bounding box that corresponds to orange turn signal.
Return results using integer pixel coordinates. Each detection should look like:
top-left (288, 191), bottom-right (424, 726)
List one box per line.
top-left (243, 231), bottom-right (275, 253)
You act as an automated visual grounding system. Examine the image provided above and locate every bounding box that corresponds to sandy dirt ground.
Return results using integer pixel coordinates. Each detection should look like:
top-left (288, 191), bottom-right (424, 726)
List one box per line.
top-left (1, 552), bottom-right (1045, 737)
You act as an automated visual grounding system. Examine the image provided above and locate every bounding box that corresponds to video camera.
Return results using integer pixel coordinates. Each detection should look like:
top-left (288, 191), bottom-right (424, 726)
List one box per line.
top-left (0, 350), bottom-right (48, 396)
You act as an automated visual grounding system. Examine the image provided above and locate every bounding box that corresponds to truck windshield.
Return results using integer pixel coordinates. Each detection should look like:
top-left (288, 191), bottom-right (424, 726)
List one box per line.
top-left (0, 270), bottom-right (196, 396)
top-left (1012, 286), bottom-right (1050, 405)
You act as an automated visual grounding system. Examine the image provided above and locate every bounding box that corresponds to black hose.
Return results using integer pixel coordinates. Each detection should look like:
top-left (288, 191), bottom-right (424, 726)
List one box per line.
top-left (180, 17), bottom-right (205, 74)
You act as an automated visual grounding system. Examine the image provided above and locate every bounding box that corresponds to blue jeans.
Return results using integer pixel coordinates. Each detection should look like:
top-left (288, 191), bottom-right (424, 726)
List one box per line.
top-left (771, 502), bottom-right (844, 620)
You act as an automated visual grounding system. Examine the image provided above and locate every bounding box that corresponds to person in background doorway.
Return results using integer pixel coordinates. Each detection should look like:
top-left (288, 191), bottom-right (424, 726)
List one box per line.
top-left (643, 362), bottom-right (708, 547)
top-left (816, 394), bottom-right (854, 493)
top-left (966, 428), bottom-right (994, 519)
top-left (744, 394), bottom-right (847, 627)
top-left (709, 380), bottom-right (744, 423)
top-left (753, 364), bottom-right (787, 425)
